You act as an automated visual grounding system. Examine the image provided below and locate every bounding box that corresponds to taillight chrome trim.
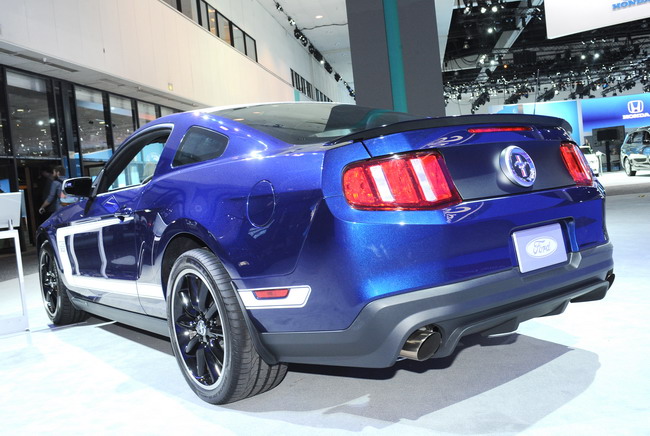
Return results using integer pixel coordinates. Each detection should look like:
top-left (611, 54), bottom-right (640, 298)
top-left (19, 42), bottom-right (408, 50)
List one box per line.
top-left (342, 150), bottom-right (462, 211)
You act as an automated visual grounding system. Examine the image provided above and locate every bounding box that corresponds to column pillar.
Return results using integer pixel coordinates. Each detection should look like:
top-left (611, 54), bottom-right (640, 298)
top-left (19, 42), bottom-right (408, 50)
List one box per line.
top-left (346, 0), bottom-right (446, 117)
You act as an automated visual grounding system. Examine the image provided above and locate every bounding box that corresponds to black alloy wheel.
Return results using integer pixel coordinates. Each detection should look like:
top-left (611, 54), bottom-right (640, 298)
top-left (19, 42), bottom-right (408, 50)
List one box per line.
top-left (40, 246), bottom-right (59, 317)
top-left (170, 270), bottom-right (227, 389)
top-left (38, 241), bottom-right (87, 325)
top-left (624, 158), bottom-right (636, 176)
top-left (167, 248), bottom-right (287, 404)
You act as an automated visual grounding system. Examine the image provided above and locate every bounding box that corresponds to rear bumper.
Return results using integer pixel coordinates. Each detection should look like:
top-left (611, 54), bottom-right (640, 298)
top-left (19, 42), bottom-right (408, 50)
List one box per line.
top-left (259, 241), bottom-right (613, 368)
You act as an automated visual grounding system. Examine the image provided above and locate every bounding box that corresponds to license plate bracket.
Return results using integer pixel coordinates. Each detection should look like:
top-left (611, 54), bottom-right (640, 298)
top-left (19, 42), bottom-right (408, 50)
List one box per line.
top-left (512, 223), bottom-right (568, 273)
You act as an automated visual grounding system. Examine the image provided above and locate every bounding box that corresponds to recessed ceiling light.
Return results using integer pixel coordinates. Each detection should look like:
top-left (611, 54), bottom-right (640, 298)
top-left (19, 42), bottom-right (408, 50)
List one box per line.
top-left (315, 15), bottom-right (324, 19)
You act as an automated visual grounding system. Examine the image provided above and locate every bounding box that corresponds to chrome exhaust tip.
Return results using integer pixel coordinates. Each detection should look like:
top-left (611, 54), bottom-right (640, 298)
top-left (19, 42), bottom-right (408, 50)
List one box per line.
top-left (399, 327), bottom-right (442, 361)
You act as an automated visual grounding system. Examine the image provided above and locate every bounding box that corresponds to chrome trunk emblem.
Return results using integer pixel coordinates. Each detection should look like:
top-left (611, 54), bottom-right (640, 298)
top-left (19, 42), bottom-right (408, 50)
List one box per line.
top-left (500, 146), bottom-right (536, 187)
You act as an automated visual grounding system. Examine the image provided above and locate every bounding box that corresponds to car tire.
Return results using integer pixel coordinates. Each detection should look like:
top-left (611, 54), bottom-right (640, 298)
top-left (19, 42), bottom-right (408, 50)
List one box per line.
top-left (39, 241), bottom-right (88, 325)
top-left (167, 248), bottom-right (287, 404)
top-left (624, 158), bottom-right (636, 176)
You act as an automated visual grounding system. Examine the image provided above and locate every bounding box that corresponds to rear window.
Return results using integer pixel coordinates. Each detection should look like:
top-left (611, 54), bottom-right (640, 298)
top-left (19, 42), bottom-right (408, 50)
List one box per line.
top-left (173, 126), bottom-right (228, 167)
top-left (210, 103), bottom-right (419, 145)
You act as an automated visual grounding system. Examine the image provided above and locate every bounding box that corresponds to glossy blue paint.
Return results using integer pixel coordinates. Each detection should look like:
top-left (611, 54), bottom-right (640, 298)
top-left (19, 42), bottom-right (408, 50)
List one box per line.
top-left (37, 104), bottom-right (611, 341)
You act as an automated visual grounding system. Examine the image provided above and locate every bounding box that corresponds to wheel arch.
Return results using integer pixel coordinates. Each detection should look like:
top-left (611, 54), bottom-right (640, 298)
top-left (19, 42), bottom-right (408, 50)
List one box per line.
top-left (158, 228), bottom-right (280, 366)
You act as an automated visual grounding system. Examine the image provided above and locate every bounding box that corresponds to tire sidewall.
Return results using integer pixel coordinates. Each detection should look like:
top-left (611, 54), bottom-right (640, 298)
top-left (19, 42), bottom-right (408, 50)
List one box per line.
top-left (166, 250), bottom-right (238, 403)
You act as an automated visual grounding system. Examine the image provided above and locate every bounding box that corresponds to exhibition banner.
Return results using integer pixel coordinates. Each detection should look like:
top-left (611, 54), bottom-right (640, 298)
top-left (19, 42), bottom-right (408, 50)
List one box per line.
top-left (545, 0), bottom-right (650, 39)
top-left (490, 100), bottom-right (582, 143)
top-left (581, 93), bottom-right (650, 134)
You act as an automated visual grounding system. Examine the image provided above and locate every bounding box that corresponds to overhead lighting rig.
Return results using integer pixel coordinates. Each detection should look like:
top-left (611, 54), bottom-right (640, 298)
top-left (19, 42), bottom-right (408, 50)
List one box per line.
top-left (273, 0), bottom-right (355, 98)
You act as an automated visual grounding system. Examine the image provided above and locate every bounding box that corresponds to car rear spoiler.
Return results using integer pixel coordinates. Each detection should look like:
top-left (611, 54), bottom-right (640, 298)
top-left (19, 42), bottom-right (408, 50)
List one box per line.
top-left (327, 114), bottom-right (572, 146)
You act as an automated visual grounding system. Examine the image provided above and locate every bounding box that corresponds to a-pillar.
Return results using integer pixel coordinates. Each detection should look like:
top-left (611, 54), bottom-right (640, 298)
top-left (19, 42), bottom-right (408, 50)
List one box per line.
top-left (346, 0), bottom-right (445, 117)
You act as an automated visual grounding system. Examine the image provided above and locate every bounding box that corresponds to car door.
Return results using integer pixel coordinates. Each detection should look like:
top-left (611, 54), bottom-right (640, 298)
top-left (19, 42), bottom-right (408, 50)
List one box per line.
top-left (56, 126), bottom-right (171, 313)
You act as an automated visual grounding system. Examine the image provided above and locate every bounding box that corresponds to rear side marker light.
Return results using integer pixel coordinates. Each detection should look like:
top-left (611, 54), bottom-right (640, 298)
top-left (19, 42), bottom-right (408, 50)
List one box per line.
top-left (467, 126), bottom-right (532, 133)
top-left (253, 289), bottom-right (290, 299)
top-left (343, 151), bottom-right (462, 210)
top-left (560, 141), bottom-right (593, 186)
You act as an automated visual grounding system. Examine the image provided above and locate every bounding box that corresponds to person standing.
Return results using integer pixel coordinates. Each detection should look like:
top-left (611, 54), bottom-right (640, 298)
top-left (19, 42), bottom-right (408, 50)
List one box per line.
top-left (39, 165), bottom-right (65, 216)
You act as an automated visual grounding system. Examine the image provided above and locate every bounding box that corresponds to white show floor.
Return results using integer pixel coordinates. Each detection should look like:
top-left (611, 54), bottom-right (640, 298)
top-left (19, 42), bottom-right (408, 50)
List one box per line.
top-left (1, 188), bottom-right (649, 435)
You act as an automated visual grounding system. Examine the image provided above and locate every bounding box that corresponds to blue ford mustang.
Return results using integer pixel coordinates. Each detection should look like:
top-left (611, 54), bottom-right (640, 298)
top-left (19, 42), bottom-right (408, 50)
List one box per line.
top-left (37, 102), bottom-right (614, 404)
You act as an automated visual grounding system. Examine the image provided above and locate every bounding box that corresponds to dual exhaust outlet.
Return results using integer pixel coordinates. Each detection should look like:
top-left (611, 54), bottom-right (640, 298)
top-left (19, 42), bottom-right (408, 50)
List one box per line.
top-left (399, 326), bottom-right (442, 361)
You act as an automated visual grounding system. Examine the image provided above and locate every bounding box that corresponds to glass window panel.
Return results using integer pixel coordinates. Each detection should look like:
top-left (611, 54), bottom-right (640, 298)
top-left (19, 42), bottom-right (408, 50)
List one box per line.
top-left (109, 94), bottom-right (134, 146)
top-left (207, 6), bottom-right (217, 36)
top-left (0, 160), bottom-right (15, 193)
top-left (0, 111), bottom-right (6, 156)
top-left (6, 71), bottom-right (58, 157)
top-left (245, 35), bottom-right (257, 61)
top-left (75, 86), bottom-right (111, 165)
top-left (217, 13), bottom-right (232, 45)
top-left (232, 25), bottom-right (245, 53)
top-left (137, 101), bottom-right (156, 128)
top-left (179, 0), bottom-right (196, 20)
top-left (172, 126), bottom-right (228, 167)
top-left (109, 135), bottom-right (167, 191)
top-left (159, 106), bottom-right (176, 117)
top-left (161, 0), bottom-right (177, 9)
top-left (198, 1), bottom-right (209, 30)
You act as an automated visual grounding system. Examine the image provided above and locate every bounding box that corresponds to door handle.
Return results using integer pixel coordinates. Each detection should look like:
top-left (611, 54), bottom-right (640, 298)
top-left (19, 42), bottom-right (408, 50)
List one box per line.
top-left (114, 207), bottom-right (134, 221)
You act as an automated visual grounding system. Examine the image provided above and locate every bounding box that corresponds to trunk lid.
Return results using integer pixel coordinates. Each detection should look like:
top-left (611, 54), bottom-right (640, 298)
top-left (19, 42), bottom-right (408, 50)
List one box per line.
top-left (340, 114), bottom-right (579, 201)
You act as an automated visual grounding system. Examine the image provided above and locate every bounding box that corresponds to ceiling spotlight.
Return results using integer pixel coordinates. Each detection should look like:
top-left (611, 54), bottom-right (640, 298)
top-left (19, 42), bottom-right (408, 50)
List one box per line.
top-left (288, 17), bottom-right (295, 26)
top-left (487, 27), bottom-right (494, 34)
top-left (334, 73), bottom-right (341, 82)
top-left (581, 54), bottom-right (586, 60)
top-left (594, 53), bottom-right (601, 59)
top-left (480, 6), bottom-right (487, 13)
top-left (464, 6), bottom-right (471, 15)
top-left (275, 2), bottom-right (283, 11)
top-left (491, 5), bottom-right (498, 12)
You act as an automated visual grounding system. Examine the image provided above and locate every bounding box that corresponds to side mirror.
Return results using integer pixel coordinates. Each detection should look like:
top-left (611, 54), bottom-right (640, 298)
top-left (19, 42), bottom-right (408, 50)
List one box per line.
top-left (63, 177), bottom-right (93, 198)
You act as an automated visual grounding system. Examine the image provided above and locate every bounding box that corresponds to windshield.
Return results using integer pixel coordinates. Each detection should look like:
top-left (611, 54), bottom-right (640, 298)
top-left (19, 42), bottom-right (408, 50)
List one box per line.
top-left (211, 103), bottom-right (420, 145)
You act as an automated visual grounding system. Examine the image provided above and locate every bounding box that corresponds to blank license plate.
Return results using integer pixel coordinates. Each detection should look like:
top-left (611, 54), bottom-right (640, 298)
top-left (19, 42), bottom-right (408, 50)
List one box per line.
top-left (512, 223), bottom-right (568, 273)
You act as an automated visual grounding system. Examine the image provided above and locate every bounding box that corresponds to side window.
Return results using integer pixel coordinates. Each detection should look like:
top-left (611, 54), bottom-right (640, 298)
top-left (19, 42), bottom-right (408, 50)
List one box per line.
top-left (631, 132), bottom-right (643, 145)
top-left (173, 126), bottom-right (228, 167)
top-left (643, 131), bottom-right (650, 143)
top-left (107, 132), bottom-right (168, 191)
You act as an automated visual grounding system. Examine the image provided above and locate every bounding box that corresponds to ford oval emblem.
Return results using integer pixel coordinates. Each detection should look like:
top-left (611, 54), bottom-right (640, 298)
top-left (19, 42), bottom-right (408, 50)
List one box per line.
top-left (500, 146), bottom-right (536, 187)
top-left (525, 237), bottom-right (558, 258)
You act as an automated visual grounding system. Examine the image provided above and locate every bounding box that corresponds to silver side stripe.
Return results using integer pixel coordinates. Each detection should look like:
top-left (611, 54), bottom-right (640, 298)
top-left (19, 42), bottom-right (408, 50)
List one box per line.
top-left (137, 283), bottom-right (165, 300)
top-left (56, 217), bottom-right (139, 298)
top-left (238, 286), bottom-right (311, 309)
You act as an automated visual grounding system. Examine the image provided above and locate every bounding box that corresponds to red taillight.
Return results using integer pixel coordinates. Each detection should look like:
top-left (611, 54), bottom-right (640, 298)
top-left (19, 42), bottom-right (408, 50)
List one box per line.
top-left (252, 289), bottom-right (290, 299)
top-left (342, 151), bottom-right (462, 210)
top-left (467, 126), bottom-right (532, 133)
top-left (560, 142), bottom-right (593, 186)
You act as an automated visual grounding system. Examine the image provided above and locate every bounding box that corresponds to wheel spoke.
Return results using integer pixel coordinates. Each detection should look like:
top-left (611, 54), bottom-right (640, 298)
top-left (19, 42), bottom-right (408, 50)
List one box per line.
top-left (196, 346), bottom-right (207, 378)
top-left (205, 302), bottom-right (217, 320)
top-left (178, 291), bottom-right (196, 318)
top-left (176, 318), bottom-right (195, 330)
top-left (184, 335), bottom-right (199, 354)
top-left (207, 326), bottom-right (224, 339)
top-left (204, 345), bottom-right (223, 377)
top-left (198, 282), bottom-right (209, 313)
top-left (188, 275), bottom-right (201, 310)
